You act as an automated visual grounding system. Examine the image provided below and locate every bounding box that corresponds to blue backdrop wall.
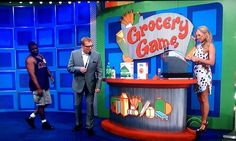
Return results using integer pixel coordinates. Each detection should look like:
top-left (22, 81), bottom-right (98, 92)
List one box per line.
top-left (0, 2), bottom-right (94, 112)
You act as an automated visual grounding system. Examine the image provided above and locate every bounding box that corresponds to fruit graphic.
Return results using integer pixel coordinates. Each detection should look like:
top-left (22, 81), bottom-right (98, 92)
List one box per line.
top-left (155, 97), bottom-right (172, 120)
top-left (139, 68), bottom-right (144, 74)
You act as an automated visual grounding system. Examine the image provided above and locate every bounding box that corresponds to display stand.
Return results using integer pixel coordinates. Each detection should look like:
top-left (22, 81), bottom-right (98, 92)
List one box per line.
top-left (102, 78), bottom-right (197, 140)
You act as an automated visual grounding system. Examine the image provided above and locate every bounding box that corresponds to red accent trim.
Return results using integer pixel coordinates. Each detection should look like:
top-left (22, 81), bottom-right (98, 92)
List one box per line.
top-left (103, 78), bottom-right (197, 88)
top-left (105, 2), bottom-right (134, 8)
top-left (105, 2), bottom-right (118, 8)
top-left (101, 119), bottom-right (196, 141)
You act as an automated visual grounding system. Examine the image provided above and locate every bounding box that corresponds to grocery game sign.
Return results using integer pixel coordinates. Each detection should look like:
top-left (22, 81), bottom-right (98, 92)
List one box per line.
top-left (117, 13), bottom-right (193, 60)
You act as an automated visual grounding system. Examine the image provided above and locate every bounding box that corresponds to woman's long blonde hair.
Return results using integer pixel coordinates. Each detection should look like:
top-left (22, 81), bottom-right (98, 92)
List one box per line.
top-left (197, 26), bottom-right (213, 53)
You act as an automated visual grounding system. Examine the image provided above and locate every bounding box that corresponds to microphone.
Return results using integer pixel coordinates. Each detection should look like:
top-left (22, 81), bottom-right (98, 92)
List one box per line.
top-left (85, 59), bottom-right (89, 68)
top-left (85, 52), bottom-right (91, 69)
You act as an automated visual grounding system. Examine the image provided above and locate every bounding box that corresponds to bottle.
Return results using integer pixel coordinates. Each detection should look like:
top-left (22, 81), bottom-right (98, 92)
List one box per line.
top-left (157, 68), bottom-right (161, 79)
top-left (111, 67), bottom-right (116, 79)
top-left (234, 72), bottom-right (236, 100)
top-left (106, 62), bottom-right (111, 78)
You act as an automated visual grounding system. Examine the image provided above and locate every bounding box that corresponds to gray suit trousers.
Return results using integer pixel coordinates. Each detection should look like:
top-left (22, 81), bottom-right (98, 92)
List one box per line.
top-left (74, 84), bottom-right (94, 129)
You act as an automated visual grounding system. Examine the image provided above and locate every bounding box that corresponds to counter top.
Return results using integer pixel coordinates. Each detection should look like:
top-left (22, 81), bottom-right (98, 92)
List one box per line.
top-left (103, 78), bottom-right (197, 88)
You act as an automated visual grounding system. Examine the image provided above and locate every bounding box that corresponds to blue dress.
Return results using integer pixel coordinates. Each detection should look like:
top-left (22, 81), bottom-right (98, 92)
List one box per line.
top-left (193, 44), bottom-right (212, 94)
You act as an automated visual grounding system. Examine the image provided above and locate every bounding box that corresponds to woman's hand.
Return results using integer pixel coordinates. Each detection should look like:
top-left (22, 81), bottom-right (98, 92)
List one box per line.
top-left (191, 56), bottom-right (200, 63)
top-left (185, 56), bottom-right (192, 60)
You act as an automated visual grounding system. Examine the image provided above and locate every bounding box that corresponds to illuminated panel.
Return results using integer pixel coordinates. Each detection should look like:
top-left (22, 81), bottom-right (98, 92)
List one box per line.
top-left (0, 72), bottom-right (15, 90)
top-left (14, 6), bottom-right (34, 27)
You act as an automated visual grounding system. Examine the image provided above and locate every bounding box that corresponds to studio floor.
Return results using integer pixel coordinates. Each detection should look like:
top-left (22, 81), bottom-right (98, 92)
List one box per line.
top-left (0, 112), bottom-right (233, 141)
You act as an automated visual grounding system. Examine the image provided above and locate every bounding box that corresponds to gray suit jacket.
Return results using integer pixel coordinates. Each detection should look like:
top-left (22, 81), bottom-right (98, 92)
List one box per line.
top-left (67, 49), bottom-right (102, 94)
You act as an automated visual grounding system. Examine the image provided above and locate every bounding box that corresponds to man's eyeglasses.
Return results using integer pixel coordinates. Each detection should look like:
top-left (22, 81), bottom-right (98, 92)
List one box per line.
top-left (83, 45), bottom-right (94, 48)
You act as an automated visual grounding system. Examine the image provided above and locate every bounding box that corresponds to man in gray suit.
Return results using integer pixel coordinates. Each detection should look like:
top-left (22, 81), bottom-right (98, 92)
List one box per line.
top-left (67, 37), bottom-right (102, 136)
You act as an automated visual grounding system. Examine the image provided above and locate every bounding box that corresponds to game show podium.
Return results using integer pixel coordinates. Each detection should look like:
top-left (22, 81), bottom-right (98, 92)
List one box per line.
top-left (101, 78), bottom-right (197, 141)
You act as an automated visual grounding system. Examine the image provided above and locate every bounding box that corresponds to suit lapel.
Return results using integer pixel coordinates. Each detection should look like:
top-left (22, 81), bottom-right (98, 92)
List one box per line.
top-left (78, 49), bottom-right (84, 66)
top-left (87, 51), bottom-right (95, 68)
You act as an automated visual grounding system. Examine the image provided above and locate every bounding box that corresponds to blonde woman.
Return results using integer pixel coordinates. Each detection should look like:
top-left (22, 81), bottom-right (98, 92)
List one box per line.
top-left (186, 26), bottom-right (215, 132)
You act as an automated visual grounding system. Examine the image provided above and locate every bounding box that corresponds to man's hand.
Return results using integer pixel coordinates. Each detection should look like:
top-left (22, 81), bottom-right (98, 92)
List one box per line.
top-left (95, 88), bottom-right (100, 93)
top-left (37, 88), bottom-right (43, 96)
top-left (50, 76), bottom-right (55, 84)
top-left (79, 67), bottom-right (87, 73)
